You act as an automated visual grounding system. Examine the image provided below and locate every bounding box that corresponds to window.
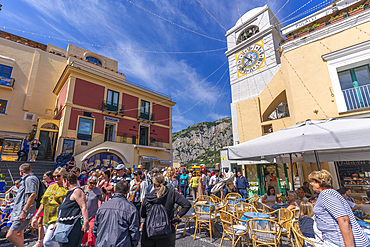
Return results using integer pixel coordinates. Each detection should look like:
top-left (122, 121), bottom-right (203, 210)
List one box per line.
top-left (0, 100), bottom-right (7, 114)
top-left (0, 64), bottom-right (13, 78)
top-left (106, 90), bottom-right (119, 111)
top-left (86, 56), bottom-right (102, 66)
top-left (77, 117), bottom-right (94, 141)
top-left (338, 65), bottom-right (370, 111)
top-left (140, 100), bottom-right (150, 119)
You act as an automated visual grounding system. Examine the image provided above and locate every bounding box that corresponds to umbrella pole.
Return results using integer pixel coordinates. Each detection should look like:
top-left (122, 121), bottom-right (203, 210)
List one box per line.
top-left (289, 154), bottom-right (295, 191)
top-left (314, 150), bottom-right (322, 171)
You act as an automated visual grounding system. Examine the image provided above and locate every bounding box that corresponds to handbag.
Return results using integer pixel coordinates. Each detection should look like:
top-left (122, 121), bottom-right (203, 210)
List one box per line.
top-left (129, 181), bottom-right (141, 203)
top-left (50, 214), bottom-right (81, 243)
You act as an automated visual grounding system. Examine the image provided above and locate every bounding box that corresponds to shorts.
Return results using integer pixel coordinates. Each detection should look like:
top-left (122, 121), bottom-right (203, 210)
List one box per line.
top-left (30, 150), bottom-right (38, 157)
top-left (9, 219), bottom-right (30, 231)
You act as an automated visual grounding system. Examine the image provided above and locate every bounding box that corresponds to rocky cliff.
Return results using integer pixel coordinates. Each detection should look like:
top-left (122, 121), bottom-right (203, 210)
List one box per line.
top-left (172, 117), bottom-right (233, 167)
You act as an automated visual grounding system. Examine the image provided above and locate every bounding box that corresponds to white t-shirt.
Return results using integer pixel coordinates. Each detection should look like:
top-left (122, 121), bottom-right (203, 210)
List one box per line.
top-left (201, 174), bottom-right (207, 186)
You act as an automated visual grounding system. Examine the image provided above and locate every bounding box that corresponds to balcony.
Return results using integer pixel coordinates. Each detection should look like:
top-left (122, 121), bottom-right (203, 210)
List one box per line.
top-left (342, 84), bottom-right (370, 111)
top-left (150, 138), bottom-right (163, 147)
top-left (0, 76), bottom-right (15, 89)
top-left (137, 110), bottom-right (155, 123)
top-left (102, 101), bottom-right (124, 116)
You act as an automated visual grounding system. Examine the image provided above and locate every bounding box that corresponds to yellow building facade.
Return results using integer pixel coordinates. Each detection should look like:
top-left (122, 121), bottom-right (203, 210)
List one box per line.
top-left (0, 31), bottom-right (175, 171)
top-left (225, 1), bottom-right (370, 194)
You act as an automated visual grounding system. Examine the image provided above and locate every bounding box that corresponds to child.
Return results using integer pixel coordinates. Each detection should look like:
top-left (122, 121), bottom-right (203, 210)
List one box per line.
top-left (298, 201), bottom-right (324, 246)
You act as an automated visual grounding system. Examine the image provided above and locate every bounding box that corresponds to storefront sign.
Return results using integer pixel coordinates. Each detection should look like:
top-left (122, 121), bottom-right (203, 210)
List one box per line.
top-left (140, 122), bottom-right (150, 127)
top-left (160, 160), bottom-right (171, 165)
top-left (141, 156), bottom-right (159, 161)
top-left (103, 116), bottom-right (119, 123)
top-left (282, 0), bottom-right (361, 35)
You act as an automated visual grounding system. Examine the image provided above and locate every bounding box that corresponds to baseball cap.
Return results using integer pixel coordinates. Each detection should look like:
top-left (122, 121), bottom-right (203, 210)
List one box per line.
top-left (115, 164), bottom-right (126, 170)
top-left (138, 165), bottom-right (142, 169)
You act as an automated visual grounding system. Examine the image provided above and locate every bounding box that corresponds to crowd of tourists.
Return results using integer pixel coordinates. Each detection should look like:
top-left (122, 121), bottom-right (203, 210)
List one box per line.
top-left (5, 163), bottom-right (191, 247)
top-left (5, 162), bottom-right (370, 247)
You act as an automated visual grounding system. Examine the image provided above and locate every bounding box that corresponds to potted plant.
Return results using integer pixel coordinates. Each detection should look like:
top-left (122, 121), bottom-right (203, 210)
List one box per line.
top-left (312, 23), bottom-right (326, 31)
top-left (349, 5), bottom-right (365, 16)
top-left (285, 35), bottom-right (294, 42)
top-left (329, 13), bottom-right (347, 24)
top-left (102, 103), bottom-right (108, 110)
top-left (298, 27), bottom-right (310, 37)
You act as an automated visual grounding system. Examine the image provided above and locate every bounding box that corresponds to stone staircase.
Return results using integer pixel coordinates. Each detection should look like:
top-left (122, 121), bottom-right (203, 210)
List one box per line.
top-left (0, 161), bottom-right (55, 189)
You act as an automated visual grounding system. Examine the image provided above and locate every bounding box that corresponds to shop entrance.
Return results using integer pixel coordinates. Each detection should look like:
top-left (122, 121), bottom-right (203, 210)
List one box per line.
top-left (104, 123), bottom-right (116, 142)
top-left (256, 163), bottom-right (289, 196)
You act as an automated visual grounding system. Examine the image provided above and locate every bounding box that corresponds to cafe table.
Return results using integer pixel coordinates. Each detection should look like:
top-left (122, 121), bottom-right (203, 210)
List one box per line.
top-left (195, 201), bottom-right (215, 213)
top-left (242, 212), bottom-right (270, 228)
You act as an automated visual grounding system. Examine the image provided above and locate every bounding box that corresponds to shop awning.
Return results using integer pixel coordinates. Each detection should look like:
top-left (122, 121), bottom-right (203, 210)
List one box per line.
top-left (160, 160), bottom-right (171, 165)
top-left (141, 156), bottom-right (159, 161)
top-left (229, 118), bottom-right (370, 164)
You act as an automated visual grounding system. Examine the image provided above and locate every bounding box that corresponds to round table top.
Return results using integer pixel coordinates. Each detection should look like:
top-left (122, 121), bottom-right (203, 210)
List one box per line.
top-left (243, 212), bottom-right (269, 218)
top-left (357, 221), bottom-right (370, 227)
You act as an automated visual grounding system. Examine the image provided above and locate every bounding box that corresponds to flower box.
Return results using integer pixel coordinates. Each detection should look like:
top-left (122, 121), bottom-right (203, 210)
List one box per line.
top-left (330, 16), bottom-right (344, 24)
top-left (298, 30), bottom-right (310, 37)
top-left (314, 23), bottom-right (326, 31)
top-left (349, 7), bottom-right (364, 16)
top-left (285, 36), bottom-right (294, 42)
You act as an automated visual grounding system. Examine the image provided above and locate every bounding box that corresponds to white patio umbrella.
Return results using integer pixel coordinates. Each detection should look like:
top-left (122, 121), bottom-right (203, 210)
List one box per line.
top-left (228, 118), bottom-right (370, 189)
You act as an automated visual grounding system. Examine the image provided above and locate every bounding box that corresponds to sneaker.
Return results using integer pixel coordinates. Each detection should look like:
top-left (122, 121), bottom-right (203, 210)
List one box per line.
top-left (32, 240), bottom-right (43, 247)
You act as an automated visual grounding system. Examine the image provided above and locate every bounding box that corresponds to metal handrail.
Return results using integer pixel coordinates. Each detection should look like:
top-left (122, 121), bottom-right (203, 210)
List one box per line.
top-left (342, 84), bottom-right (370, 111)
top-left (102, 101), bottom-right (125, 115)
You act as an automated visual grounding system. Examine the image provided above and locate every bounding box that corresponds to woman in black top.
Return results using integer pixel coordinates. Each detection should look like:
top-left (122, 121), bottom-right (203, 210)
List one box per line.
top-left (58, 172), bottom-right (88, 247)
top-left (141, 174), bottom-right (191, 247)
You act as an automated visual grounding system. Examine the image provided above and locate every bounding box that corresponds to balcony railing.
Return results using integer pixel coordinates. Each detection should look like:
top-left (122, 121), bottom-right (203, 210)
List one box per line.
top-left (0, 76), bottom-right (15, 88)
top-left (137, 110), bottom-right (155, 123)
top-left (342, 85), bottom-right (370, 111)
top-left (102, 101), bottom-right (124, 116)
top-left (150, 138), bottom-right (163, 147)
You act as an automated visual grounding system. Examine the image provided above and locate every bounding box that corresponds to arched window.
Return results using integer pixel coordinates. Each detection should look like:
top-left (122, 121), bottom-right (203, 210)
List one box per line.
top-left (86, 56), bottom-right (102, 66)
top-left (41, 123), bottom-right (59, 130)
top-left (237, 26), bottom-right (259, 44)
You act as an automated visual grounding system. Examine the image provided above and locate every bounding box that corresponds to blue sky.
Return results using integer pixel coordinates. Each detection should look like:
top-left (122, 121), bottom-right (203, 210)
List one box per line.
top-left (0, 0), bottom-right (335, 132)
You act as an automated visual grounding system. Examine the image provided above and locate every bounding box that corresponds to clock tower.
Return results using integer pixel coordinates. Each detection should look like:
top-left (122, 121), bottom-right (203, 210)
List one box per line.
top-left (225, 5), bottom-right (283, 145)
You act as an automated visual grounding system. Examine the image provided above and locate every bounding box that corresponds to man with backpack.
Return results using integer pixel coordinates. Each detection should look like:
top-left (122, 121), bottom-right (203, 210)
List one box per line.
top-left (140, 174), bottom-right (191, 247)
top-left (6, 163), bottom-right (39, 247)
top-left (93, 180), bottom-right (140, 247)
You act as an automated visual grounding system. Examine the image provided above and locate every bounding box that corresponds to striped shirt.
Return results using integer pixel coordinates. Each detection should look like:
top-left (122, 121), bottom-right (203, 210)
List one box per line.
top-left (313, 189), bottom-right (370, 247)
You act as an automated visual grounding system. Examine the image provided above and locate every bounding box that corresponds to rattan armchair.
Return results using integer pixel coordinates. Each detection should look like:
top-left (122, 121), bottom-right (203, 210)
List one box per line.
top-left (178, 206), bottom-right (196, 237)
top-left (232, 202), bottom-right (258, 219)
top-left (195, 195), bottom-right (212, 203)
top-left (292, 220), bottom-right (316, 247)
top-left (219, 210), bottom-right (250, 247)
top-left (225, 193), bottom-right (243, 200)
top-left (248, 218), bottom-right (283, 247)
top-left (253, 201), bottom-right (275, 213)
top-left (194, 203), bottom-right (216, 242)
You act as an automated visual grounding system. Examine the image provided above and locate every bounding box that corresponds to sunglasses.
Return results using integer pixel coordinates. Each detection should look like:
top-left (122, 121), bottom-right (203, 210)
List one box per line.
top-left (89, 182), bottom-right (97, 185)
top-left (53, 175), bottom-right (62, 178)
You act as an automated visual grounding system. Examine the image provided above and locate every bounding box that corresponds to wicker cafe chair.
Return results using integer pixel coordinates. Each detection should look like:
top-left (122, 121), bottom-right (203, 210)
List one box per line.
top-left (178, 206), bottom-right (196, 237)
top-left (276, 208), bottom-right (294, 246)
top-left (247, 195), bottom-right (260, 203)
top-left (219, 210), bottom-right (250, 247)
top-left (291, 208), bottom-right (300, 220)
top-left (232, 202), bottom-right (258, 219)
top-left (253, 201), bottom-right (275, 213)
top-left (194, 203), bottom-right (216, 242)
top-left (195, 195), bottom-right (212, 203)
top-left (292, 220), bottom-right (316, 247)
top-left (248, 218), bottom-right (283, 247)
top-left (225, 193), bottom-right (243, 211)
top-left (0, 211), bottom-right (7, 230)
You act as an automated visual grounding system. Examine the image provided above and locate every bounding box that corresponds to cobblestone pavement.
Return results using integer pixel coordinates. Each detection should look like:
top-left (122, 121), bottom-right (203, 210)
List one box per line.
top-left (0, 222), bottom-right (293, 247)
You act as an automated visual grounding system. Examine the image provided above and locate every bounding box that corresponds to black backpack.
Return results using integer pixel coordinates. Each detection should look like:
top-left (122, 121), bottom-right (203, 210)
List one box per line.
top-left (36, 179), bottom-right (47, 208)
top-left (146, 199), bottom-right (171, 238)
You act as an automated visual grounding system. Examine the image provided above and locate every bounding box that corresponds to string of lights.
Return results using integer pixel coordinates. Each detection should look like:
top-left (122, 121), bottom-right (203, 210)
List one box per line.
top-left (202, 77), bottom-right (229, 122)
top-left (125, 0), bottom-right (226, 43)
top-left (1, 26), bottom-right (227, 54)
top-left (195, 0), bottom-right (227, 32)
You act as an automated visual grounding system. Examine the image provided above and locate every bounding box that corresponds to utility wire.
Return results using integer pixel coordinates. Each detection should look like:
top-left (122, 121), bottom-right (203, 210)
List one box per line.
top-left (203, 77), bottom-right (229, 122)
top-left (280, 0), bottom-right (314, 21)
top-left (156, 68), bottom-right (229, 123)
top-left (126, 0), bottom-right (226, 43)
top-left (1, 26), bottom-right (226, 54)
top-left (195, 0), bottom-right (227, 32)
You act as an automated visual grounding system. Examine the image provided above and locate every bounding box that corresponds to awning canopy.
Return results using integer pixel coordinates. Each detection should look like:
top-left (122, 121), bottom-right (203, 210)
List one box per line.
top-left (228, 118), bottom-right (370, 163)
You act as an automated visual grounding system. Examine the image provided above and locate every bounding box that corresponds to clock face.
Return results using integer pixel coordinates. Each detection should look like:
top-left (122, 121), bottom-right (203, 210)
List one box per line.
top-left (236, 40), bottom-right (266, 78)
